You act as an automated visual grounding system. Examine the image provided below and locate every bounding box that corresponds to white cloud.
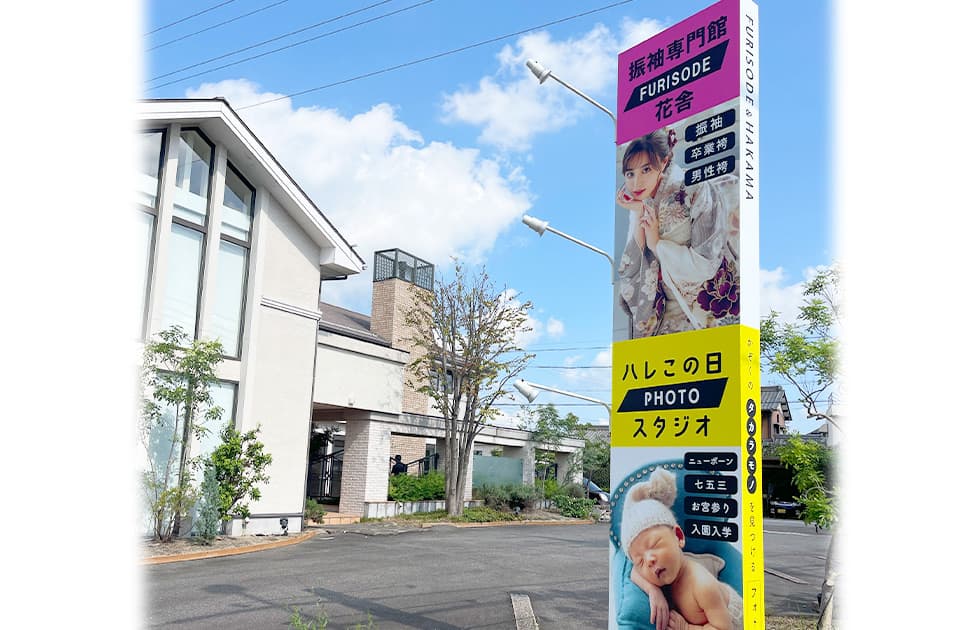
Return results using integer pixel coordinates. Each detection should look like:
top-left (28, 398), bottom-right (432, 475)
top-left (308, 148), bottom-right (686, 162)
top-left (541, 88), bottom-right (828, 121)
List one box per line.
top-left (185, 79), bottom-right (533, 313)
top-left (760, 265), bottom-right (836, 325)
top-left (558, 348), bottom-right (612, 393)
top-left (545, 317), bottom-right (565, 338)
top-left (498, 288), bottom-right (566, 350)
top-left (760, 267), bottom-right (806, 325)
top-left (441, 18), bottom-right (666, 151)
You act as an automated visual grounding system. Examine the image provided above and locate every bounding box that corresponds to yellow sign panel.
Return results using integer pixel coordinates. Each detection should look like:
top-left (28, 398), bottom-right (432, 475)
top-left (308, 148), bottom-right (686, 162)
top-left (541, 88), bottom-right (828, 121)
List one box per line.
top-left (610, 325), bottom-right (765, 629)
top-left (612, 325), bottom-right (758, 448)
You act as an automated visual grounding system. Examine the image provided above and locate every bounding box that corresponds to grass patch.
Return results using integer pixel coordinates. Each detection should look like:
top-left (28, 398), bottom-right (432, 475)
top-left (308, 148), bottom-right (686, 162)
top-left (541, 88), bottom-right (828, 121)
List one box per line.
top-left (392, 507), bottom-right (518, 523)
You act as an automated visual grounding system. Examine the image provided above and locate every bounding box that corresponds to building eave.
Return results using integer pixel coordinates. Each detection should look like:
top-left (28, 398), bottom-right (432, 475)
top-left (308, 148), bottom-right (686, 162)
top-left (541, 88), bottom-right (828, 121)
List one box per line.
top-left (137, 98), bottom-right (365, 279)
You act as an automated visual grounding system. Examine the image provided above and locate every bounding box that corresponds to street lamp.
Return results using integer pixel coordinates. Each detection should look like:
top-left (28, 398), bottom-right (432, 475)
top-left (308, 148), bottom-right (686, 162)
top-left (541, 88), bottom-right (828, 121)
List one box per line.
top-left (514, 378), bottom-right (611, 418)
top-left (526, 59), bottom-right (616, 125)
top-left (521, 214), bottom-right (616, 284)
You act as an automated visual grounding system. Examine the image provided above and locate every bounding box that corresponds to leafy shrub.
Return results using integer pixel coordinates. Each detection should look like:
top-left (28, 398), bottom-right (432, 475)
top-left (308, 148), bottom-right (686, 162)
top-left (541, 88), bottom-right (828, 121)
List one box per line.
top-left (552, 494), bottom-right (597, 519)
top-left (536, 478), bottom-right (562, 500)
top-left (475, 484), bottom-right (507, 511)
top-left (475, 483), bottom-right (541, 510)
top-left (388, 471), bottom-right (446, 502)
top-left (193, 462), bottom-right (222, 543)
top-left (563, 483), bottom-right (586, 499)
top-left (535, 478), bottom-right (586, 500)
top-left (305, 498), bottom-right (326, 524)
top-left (455, 506), bottom-right (518, 522)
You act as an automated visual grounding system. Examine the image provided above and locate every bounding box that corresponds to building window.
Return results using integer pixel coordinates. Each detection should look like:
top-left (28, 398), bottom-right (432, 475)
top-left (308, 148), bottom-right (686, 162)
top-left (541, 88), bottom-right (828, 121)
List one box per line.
top-left (173, 129), bottom-right (213, 226)
top-left (160, 222), bottom-right (205, 336)
top-left (137, 211), bottom-right (156, 333)
top-left (221, 164), bottom-right (254, 241)
top-left (137, 130), bottom-right (166, 332)
top-left (195, 381), bottom-right (239, 459)
top-left (160, 128), bottom-right (213, 340)
top-left (206, 162), bottom-right (253, 358)
top-left (138, 130), bottom-right (165, 209)
top-left (210, 240), bottom-right (248, 356)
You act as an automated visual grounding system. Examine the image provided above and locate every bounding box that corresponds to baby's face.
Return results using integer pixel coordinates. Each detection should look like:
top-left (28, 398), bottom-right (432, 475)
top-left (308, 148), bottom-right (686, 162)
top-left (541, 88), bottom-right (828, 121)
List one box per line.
top-left (627, 524), bottom-right (685, 587)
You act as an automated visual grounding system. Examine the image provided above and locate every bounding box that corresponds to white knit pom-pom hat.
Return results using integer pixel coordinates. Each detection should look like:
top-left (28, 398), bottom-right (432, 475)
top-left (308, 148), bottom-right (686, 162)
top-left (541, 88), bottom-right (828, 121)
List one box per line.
top-left (620, 467), bottom-right (679, 553)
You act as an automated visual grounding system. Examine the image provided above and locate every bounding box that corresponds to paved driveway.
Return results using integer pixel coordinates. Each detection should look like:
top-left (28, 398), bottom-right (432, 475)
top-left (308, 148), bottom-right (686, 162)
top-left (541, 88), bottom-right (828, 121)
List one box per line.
top-left (145, 519), bottom-right (831, 628)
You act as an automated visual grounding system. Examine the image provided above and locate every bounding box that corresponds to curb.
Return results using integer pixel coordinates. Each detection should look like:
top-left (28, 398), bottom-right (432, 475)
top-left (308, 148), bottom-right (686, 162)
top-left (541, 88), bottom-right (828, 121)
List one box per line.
top-left (451, 519), bottom-right (597, 528)
top-left (143, 529), bottom-right (319, 565)
top-left (144, 519), bottom-right (603, 563)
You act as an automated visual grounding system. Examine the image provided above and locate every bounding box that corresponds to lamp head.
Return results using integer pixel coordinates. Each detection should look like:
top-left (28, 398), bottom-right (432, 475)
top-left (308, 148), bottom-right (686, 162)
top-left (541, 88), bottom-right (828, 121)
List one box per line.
top-left (514, 379), bottom-right (539, 403)
top-left (521, 214), bottom-right (549, 236)
top-left (526, 59), bottom-right (551, 84)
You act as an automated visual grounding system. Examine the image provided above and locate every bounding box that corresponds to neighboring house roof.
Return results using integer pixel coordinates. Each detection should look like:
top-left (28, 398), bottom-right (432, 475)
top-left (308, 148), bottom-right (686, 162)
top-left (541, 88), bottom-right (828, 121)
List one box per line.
top-left (137, 98), bottom-right (364, 279)
top-left (808, 422), bottom-right (828, 436)
top-left (760, 385), bottom-right (793, 423)
top-left (318, 302), bottom-right (391, 346)
top-left (582, 424), bottom-right (610, 442)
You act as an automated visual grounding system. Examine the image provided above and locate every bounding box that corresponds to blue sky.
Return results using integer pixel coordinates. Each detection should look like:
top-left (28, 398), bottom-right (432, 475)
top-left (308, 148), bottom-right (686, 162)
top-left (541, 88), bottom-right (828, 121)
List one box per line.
top-left (142, 0), bottom-right (832, 433)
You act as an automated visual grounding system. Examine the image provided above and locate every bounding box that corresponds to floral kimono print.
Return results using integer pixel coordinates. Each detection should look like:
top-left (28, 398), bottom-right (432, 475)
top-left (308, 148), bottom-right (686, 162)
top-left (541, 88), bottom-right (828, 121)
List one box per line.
top-left (618, 165), bottom-right (740, 338)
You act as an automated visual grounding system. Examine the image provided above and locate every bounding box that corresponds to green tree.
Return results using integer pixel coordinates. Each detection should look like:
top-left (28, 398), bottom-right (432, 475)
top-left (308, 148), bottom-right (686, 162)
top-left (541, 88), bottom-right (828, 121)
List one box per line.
top-left (521, 403), bottom-right (585, 484)
top-left (582, 432), bottom-right (610, 491)
top-left (775, 436), bottom-right (836, 528)
top-left (760, 264), bottom-right (840, 630)
top-left (194, 462), bottom-right (222, 544)
top-left (760, 265), bottom-right (840, 431)
top-left (403, 262), bottom-right (534, 516)
top-left (140, 326), bottom-right (224, 541)
top-left (210, 422), bottom-right (273, 526)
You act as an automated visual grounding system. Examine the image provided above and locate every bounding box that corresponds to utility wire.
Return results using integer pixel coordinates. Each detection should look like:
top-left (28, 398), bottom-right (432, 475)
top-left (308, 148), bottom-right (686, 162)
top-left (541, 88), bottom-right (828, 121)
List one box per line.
top-left (148, 0), bottom-right (402, 85)
top-left (148, 0), bottom-right (292, 52)
top-left (145, 0), bottom-right (241, 36)
top-left (521, 345), bottom-right (610, 352)
top-left (239, 0), bottom-right (635, 110)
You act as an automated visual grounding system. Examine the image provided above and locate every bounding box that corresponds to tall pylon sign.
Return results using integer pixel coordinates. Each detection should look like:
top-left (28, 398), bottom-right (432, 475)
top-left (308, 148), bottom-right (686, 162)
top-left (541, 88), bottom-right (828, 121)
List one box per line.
top-left (608, 1), bottom-right (763, 628)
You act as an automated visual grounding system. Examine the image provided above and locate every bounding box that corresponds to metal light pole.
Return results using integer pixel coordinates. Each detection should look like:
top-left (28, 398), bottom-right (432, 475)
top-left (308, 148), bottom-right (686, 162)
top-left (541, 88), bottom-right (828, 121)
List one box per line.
top-left (521, 214), bottom-right (616, 284)
top-left (526, 59), bottom-right (616, 125)
top-left (514, 378), bottom-right (612, 419)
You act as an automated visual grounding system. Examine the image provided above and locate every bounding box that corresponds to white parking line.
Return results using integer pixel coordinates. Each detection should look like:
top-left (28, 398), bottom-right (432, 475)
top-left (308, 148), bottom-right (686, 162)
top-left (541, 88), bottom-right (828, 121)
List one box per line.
top-left (510, 593), bottom-right (539, 630)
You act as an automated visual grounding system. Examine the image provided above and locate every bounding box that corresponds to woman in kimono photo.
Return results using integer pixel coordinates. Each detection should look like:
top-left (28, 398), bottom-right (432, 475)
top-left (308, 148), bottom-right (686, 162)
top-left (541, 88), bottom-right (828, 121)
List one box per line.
top-left (616, 128), bottom-right (740, 338)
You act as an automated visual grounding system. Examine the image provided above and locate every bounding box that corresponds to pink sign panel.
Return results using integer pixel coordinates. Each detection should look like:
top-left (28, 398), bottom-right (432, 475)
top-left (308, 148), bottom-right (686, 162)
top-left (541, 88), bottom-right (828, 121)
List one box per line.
top-left (616, 0), bottom-right (740, 144)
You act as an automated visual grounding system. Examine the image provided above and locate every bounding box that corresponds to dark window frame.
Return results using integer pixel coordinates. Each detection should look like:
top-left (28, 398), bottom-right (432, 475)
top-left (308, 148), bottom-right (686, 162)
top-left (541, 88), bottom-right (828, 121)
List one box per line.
top-left (215, 159), bottom-right (255, 360)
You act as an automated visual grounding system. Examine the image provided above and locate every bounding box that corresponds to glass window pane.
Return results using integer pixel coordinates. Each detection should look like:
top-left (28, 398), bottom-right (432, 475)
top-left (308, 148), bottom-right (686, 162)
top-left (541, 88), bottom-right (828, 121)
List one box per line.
top-left (160, 223), bottom-right (204, 338)
top-left (173, 130), bottom-right (212, 225)
top-left (137, 211), bottom-right (156, 333)
top-left (208, 240), bottom-right (248, 357)
top-left (222, 164), bottom-right (253, 242)
top-left (138, 131), bottom-right (164, 209)
top-left (196, 381), bottom-right (237, 459)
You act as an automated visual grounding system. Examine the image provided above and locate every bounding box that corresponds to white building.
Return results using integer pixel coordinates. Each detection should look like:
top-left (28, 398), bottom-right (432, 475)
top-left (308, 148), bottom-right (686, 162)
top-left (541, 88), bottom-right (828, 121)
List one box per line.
top-left (137, 98), bottom-right (582, 537)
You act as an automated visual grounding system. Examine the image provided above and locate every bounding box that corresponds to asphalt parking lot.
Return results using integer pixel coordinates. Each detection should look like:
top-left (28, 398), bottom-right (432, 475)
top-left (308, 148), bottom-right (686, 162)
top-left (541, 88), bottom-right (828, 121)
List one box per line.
top-left (145, 518), bottom-right (831, 628)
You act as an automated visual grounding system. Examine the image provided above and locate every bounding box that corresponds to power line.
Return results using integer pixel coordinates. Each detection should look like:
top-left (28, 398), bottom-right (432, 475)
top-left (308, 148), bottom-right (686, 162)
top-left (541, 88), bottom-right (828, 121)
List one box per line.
top-left (148, 0), bottom-right (403, 85)
top-left (239, 0), bottom-right (635, 110)
top-left (529, 365), bottom-right (612, 369)
top-left (522, 345), bottom-right (610, 352)
top-left (147, 0), bottom-right (292, 52)
top-left (145, 0), bottom-right (242, 36)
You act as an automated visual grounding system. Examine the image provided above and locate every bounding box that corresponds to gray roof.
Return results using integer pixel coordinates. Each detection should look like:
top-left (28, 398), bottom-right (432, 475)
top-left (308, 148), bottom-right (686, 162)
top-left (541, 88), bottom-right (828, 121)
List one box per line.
top-left (318, 303), bottom-right (390, 347)
top-left (760, 385), bottom-right (793, 423)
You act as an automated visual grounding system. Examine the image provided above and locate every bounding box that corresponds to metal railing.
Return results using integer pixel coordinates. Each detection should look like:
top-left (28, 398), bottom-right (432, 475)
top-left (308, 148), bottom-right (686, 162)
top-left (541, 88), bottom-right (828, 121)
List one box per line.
top-left (307, 449), bottom-right (344, 501)
top-left (390, 453), bottom-right (440, 476)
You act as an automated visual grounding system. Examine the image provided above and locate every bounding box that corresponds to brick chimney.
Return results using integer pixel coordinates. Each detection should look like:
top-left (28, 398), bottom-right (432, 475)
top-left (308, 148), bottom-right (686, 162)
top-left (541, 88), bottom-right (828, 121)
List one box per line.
top-left (370, 249), bottom-right (434, 415)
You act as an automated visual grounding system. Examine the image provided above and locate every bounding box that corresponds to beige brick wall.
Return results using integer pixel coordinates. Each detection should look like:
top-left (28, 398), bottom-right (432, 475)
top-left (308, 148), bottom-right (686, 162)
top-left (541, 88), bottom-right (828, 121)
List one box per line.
top-left (390, 435), bottom-right (428, 471)
top-left (338, 420), bottom-right (392, 515)
top-left (370, 277), bottom-right (431, 415)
